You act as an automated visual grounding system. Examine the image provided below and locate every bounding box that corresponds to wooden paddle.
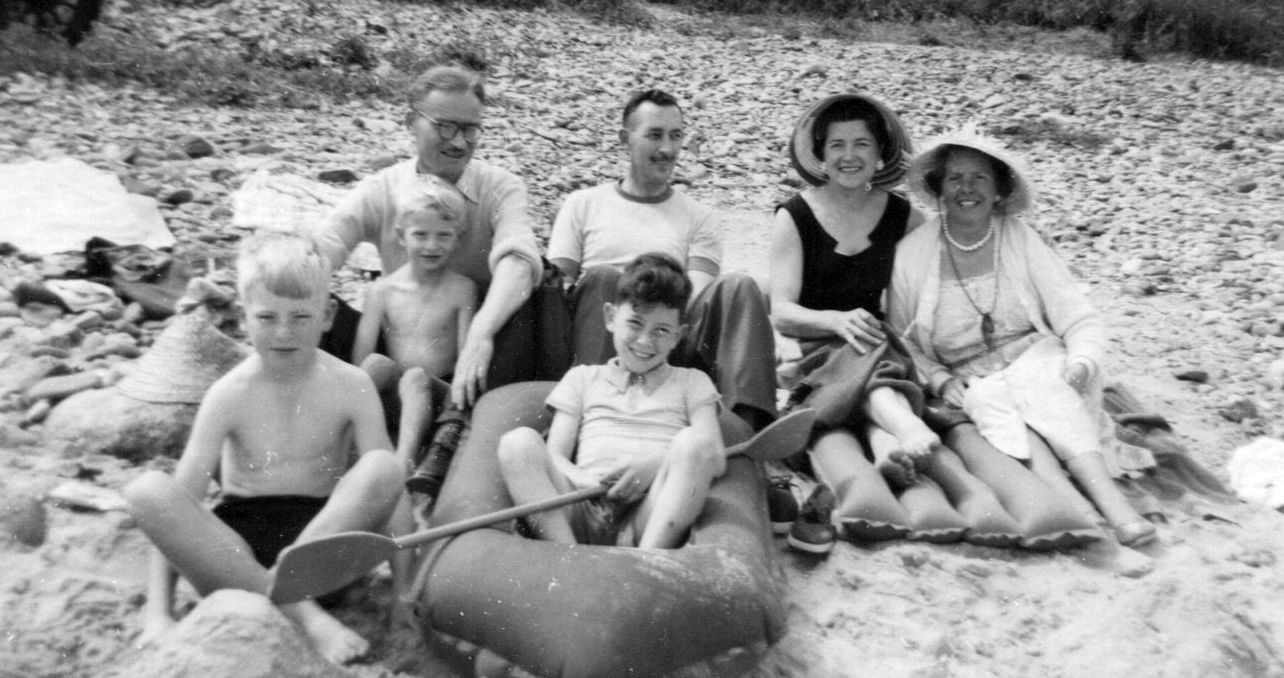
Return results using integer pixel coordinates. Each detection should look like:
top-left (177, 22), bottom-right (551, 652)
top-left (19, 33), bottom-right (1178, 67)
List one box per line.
top-left (267, 408), bottom-right (816, 603)
top-left (268, 483), bottom-right (610, 603)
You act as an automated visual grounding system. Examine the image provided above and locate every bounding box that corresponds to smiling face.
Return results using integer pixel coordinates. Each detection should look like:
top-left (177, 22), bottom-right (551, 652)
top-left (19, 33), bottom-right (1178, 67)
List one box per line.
top-left (820, 119), bottom-right (880, 191)
top-left (409, 88), bottom-right (484, 184)
top-left (940, 147), bottom-right (1004, 225)
top-left (604, 300), bottom-right (685, 375)
top-left (242, 285), bottom-right (334, 371)
top-left (620, 102), bottom-right (684, 196)
top-left (398, 210), bottom-right (459, 274)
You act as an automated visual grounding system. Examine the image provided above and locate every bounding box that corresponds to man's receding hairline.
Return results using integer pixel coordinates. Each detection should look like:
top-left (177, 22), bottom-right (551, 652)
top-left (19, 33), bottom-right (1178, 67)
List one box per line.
top-left (624, 102), bottom-right (684, 131)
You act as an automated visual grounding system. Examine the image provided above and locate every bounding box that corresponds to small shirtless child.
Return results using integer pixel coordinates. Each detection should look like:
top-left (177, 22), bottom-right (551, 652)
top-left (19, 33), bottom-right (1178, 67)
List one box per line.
top-left (124, 232), bottom-right (412, 664)
top-left (497, 253), bottom-right (736, 549)
top-left (352, 174), bottom-right (476, 479)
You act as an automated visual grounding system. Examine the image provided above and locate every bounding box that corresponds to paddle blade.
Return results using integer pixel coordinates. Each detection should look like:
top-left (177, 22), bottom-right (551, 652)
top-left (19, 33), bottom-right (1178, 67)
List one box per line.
top-left (268, 531), bottom-right (395, 604)
top-left (733, 408), bottom-right (817, 462)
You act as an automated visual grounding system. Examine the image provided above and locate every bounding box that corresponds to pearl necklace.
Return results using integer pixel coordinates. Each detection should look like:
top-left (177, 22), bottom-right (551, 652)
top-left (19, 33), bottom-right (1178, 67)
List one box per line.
top-left (942, 215), bottom-right (994, 252)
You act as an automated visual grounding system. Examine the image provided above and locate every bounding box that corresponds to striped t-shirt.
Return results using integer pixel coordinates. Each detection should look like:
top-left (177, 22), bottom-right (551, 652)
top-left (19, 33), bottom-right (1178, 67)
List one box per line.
top-left (548, 359), bottom-right (719, 476)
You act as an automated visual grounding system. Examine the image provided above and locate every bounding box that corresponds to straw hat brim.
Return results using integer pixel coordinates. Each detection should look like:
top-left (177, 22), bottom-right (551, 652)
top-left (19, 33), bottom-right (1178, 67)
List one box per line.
top-left (788, 93), bottom-right (913, 189)
top-left (908, 130), bottom-right (1036, 215)
top-left (117, 313), bottom-right (248, 404)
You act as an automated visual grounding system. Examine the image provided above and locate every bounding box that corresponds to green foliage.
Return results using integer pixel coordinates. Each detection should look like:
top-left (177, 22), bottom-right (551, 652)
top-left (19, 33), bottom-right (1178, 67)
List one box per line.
top-left (0, 21), bottom-right (399, 107)
top-left (657, 0), bottom-right (1284, 66)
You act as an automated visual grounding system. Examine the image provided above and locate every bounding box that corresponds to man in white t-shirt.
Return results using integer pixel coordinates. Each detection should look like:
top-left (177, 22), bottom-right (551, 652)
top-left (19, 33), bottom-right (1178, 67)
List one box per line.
top-left (547, 89), bottom-right (776, 431)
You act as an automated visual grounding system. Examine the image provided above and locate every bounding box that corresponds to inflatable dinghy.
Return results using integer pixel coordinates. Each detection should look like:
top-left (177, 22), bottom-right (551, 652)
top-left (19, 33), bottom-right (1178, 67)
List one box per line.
top-left (413, 381), bottom-right (787, 677)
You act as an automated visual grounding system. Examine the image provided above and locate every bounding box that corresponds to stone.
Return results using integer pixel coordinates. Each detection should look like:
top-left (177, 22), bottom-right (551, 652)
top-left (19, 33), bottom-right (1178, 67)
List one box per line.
top-left (1174, 370), bottom-right (1209, 384)
top-left (1266, 359), bottom-right (1284, 390)
top-left (239, 141), bottom-right (282, 155)
top-left (317, 169), bottom-right (359, 184)
top-left (1235, 180), bottom-right (1258, 193)
top-left (103, 590), bottom-right (349, 678)
top-left (163, 189), bottom-right (195, 206)
top-left (1218, 397), bottom-right (1260, 423)
top-left (0, 483), bottom-right (47, 547)
top-left (44, 388), bottom-right (198, 463)
top-left (177, 135), bottom-right (217, 159)
top-left (369, 155), bottom-right (399, 171)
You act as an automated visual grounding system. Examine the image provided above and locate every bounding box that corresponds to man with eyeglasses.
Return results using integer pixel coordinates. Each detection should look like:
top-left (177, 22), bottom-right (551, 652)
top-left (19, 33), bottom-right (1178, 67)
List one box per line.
top-left (547, 89), bottom-right (777, 432)
top-left (315, 58), bottom-right (545, 411)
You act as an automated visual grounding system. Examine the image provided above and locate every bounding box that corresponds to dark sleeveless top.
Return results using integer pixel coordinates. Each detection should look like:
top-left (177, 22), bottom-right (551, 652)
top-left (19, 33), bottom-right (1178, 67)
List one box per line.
top-left (776, 193), bottom-right (910, 319)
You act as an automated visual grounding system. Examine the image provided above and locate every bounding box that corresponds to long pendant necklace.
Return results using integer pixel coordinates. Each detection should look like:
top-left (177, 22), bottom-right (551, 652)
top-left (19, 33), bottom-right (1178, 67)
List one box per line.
top-left (943, 226), bottom-right (1000, 353)
top-left (942, 215), bottom-right (994, 252)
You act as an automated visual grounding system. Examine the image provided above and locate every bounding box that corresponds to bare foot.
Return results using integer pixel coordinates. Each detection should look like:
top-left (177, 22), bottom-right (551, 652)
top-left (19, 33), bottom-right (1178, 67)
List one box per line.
top-left (286, 601), bottom-right (369, 665)
top-left (135, 611), bottom-right (177, 647)
top-left (875, 449), bottom-right (918, 491)
top-left (898, 432), bottom-right (942, 466)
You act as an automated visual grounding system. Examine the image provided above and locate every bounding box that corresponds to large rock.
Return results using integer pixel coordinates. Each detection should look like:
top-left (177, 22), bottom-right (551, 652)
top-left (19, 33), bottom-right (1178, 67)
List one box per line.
top-left (44, 387), bottom-right (196, 462)
top-left (0, 481), bottom-right (47, 547)
top-left (104, 590), bottom-right (350, 678)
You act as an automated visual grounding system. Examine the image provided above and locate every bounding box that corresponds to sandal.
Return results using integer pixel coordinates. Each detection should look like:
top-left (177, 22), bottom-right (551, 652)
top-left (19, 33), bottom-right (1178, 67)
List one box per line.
top-left (1113, 520), bottom-right (1158, 547)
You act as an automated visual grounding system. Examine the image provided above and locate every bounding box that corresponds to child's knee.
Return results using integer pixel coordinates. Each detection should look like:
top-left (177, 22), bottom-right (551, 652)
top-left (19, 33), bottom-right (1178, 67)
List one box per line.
top-left (670, 429), bottom-right (724, 477)
top-left (122, 470), bottom-right (176, 515)
top-left (497, 427), bottom-right (545, 472)
top-left (354, 448), bottom-right (403, 486)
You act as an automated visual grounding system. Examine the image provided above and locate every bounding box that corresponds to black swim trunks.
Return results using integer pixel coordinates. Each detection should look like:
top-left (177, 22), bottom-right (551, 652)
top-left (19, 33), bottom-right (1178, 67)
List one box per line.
top-left (212, 494), bottom-right (328, 568)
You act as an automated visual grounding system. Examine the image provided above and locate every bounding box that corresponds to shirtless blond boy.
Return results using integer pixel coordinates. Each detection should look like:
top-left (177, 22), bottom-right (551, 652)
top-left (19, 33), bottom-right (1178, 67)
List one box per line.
top-left (124, 233), bottom-right (412, 665)
top-left (352, 175), bottom-right (476, 478)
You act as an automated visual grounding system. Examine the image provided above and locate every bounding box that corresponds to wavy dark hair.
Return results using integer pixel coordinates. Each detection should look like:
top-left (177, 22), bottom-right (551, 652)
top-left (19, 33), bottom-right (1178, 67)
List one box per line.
top-left (615, 252), bottom-right (691, 316)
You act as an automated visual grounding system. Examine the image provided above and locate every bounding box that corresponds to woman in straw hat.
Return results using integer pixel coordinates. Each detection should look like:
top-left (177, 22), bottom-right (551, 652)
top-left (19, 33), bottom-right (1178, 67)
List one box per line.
top-left (889, 128), bottom-right (1156, 547)
top-left (770, 93), bottom-right (1030, 552)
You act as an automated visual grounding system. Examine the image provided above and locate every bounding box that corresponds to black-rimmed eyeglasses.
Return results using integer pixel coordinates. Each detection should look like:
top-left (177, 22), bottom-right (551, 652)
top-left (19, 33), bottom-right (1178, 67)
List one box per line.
top-left (412, 110), bottom-right (484, 143)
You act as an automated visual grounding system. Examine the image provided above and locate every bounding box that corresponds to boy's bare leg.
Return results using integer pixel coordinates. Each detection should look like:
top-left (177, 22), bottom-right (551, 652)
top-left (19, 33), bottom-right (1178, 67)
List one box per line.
top-left (360, 353), bottom-right (399, 393)
top-left (864, 387), bottom-right (941, 462)
top-left (496, 427), bottom-right (578, 544)
top-left (386, 492), bottom-right (418, 631)
top-left (393, 368), bottom-right (432, 474)
top-left (866, 424), bottom-right (918, 491)
top-left (138, 548), bottom-right (179, 643)
top-left (636, 428), bottom-right (722, 550)
top-left (124, 472), bottom-right (366, 664)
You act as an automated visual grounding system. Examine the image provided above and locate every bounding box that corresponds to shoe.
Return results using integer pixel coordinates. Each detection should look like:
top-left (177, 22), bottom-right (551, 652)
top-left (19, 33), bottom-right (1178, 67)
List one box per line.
top-left (766, 476), bottom-right (799, 535)
top-left (787, 485), bottom-right (837, 555)
top-left (1113, 519), bottom-right (1157, 548)
top-left (405, 415), bottom-right (466, 499)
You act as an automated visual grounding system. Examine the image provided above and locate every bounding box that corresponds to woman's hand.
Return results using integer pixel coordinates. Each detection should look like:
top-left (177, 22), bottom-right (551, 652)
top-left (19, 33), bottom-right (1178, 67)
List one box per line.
top-left (825, 308), bottom-right (886, 354)
top-left (940, 377), bottom-right (967, 408)
top-left (1062, 360), bottom-right (1091, 395)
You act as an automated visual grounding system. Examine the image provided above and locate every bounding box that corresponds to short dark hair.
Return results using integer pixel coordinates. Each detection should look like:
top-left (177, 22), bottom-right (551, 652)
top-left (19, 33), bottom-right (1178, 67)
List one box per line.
top-left (811, 98), bottom-right (890, 165)
top-left (922, 145), bottom-right (1015, 201)
top-left (621, 89), bottom-right (682, 129)
top-left (615, 252), bottom-right (691, 314)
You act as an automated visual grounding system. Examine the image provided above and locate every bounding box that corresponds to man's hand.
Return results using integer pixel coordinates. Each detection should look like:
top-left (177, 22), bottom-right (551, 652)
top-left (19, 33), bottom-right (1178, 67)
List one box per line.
top-left (451, 334), bottom-right (494, 410)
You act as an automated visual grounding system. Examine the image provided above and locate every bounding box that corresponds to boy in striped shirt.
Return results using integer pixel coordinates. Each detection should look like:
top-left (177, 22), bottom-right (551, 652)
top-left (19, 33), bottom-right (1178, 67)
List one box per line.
top-left (496, 252), bottom-right (725, 549)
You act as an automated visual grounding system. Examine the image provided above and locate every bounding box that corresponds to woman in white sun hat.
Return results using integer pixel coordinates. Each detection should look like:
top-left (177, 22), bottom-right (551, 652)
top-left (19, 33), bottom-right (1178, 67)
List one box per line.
top-left (889, 127), bottom-right (1156, 547)
top-left (771, 94), bottom-right (1037, 553)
